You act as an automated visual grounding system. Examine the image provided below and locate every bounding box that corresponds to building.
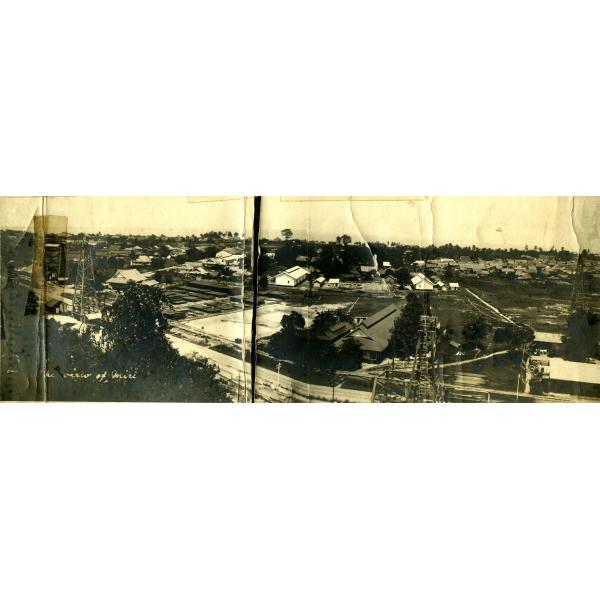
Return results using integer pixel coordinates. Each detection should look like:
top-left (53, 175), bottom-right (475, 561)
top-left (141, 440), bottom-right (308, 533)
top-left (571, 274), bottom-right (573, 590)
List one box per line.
top-left (546, 357), bottom-right (600, 397)
top-left (274, 266), bottom-right (310, 287)
top-left (132, 254), bottom-right (152, 266)
top-left (336, 304), bottom-right (400, 362)
top-left (106, 269), bottom-right (158, 289)
top-left (533, 331), bottom-right (563, 355)
top-left (448, 282), bottom-right (460, 290)
top-left (325, 278), bottom-right (340, 288)
top-left (360, 265), bottom-right (377, 274)
top-left (410, 273), bottom-right (434, 291)
top-left (216, 247), bottom-right (242, 260)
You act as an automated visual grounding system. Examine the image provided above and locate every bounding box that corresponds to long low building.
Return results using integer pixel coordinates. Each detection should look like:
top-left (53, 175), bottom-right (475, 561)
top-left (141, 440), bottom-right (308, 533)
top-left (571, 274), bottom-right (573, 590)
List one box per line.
top-left (274, 266), bottom-right (310, 287)
top-left (547, 357), bottom-right (600, 397)
top-left (106, 269), bottom-right (158, 288)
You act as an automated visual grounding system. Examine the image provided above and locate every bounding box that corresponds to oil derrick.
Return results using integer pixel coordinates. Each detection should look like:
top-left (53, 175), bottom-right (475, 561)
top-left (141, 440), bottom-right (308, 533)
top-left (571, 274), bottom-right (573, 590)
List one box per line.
top-left (570, 253), bottom-right (587, 312)
top-left (408, 315), bottom-right (442, 402)
top-left (72, 239), bottom-right (98, 323)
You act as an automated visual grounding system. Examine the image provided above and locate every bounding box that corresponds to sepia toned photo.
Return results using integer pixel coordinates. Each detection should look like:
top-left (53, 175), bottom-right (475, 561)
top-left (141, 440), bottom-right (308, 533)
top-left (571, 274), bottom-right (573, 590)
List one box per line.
top-left (0, 196), bottom-right (253, 402)
top-left (254, 196), bottom-right (600, 402)
top-left (1, 196), bottom-right (599, 402)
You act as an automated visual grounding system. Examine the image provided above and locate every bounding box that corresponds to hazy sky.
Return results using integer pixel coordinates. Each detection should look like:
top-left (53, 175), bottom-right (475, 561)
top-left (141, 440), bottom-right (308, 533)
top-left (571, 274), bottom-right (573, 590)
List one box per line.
top-left (260, 196), bottom-right (600, 252)
top-left (1, 196), bottom-right (598, 251)
top-left (0, 196), bottom-right (250, 236)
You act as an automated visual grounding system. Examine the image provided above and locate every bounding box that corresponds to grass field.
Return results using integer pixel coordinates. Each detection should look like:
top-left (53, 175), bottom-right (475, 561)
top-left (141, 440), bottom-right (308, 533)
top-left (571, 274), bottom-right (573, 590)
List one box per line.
top-left (466, 278), bottom-right (600, 333)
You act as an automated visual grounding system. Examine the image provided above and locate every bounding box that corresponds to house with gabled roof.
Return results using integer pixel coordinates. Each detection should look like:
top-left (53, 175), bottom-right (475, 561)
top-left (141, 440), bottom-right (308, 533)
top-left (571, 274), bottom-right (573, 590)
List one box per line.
top-left (274, 266), bottom-right (310, 287)
top-left (335, 304), bottom-right (400, 362)
top-left (106, 269), bottom-right (158, 289)
top-left (410, 273), bottom-right (434, 291)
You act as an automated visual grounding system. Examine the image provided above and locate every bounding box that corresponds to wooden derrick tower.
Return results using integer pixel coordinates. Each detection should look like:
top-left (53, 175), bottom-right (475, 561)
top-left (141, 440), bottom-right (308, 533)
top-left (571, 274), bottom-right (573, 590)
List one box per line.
top-left (408, 315), bottom-right (443, 402)
top-left (570, 253), bottom-right (588, 312)
top-left (72, 239), bottom-right (98, 323)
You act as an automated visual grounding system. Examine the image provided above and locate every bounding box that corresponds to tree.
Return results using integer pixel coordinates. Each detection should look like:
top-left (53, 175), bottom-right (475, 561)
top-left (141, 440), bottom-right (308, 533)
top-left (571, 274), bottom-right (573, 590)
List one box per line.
top-left (389, 293), bottom-right (423, 358)
top-left (335, 337), bottom-right (363, 371)
top-left (274, 241), bottom-right (300, 267)
top-left (267, 311), bottom-right (306, 361)
top-left (462, 316), bottom-right (492, 349)
top-left (310, 308), bottom-right (353, 337)
top-left (281, 228), bottom-right (294, 241)
top-left (340, 234), bottom-right (352, 246)
top-left (315, 244), bottom-right (344, 278)
top-left (564, 308), bottom-right (600, 361)
top-left (45, 284), bottom-right (229, 401)
top-left (493, 324), bottom-right (534, 349)
top-left (393, 266), bottom-right (412, 286)
top-left (443, 264), bottom-right (455, 280)
top-left (101, 283), bottom-right (172, 374)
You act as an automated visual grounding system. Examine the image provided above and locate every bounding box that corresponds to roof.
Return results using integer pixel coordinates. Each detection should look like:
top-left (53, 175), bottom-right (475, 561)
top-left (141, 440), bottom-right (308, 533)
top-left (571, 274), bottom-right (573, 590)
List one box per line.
top-left (449, 282), bottom-right (460, 288)
top-left (548, 357), bottom-right (600, 385)
top-left (327, 278), bottom-right (340, 284)
top-left (319, 320), bottom-right (354, 342)
top-left (276, 266), bottom-right (310, 280)
top-left (360, 265), bottom-right (377, 272)
top-left (534, 331), bottom-right (563, 344)
top-left (106, 269), bottom-right (152, 284)
top-left (411, 273), bottom-right (434, 287)
top-left (218, 247), bottom-right (242, 256)
top-left (382, 261), bottom-right (391, 267)
top-left (342, 304), bottom-right (400, 352)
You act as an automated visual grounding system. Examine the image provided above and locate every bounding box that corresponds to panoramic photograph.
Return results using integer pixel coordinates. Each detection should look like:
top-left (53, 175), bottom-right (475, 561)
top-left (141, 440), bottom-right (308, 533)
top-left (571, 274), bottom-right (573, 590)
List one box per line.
top-left (1, 196), bottom-right (599, 402)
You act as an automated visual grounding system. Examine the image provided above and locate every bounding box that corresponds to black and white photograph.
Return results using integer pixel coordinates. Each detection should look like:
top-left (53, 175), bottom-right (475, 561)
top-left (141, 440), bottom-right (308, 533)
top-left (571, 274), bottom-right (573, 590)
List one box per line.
top-left (2, 196), bottom-right (599, 402)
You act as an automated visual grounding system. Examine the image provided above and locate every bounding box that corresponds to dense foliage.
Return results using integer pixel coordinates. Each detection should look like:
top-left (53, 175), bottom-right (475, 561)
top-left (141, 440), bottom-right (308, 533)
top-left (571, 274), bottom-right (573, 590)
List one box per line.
top-left (389, 293), bottom-right (424, 358)
top-left (45, 283), bottom-right (230, 401)
top-left (564, 308), bottom-right (600, 361)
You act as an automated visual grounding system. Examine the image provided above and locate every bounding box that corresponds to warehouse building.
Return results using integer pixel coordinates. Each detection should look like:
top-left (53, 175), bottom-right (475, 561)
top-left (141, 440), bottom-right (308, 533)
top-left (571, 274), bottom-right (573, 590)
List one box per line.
top-left (546, 358), bottom-right (600, 397)
top-left (274, 266), bottom-right (310, 287)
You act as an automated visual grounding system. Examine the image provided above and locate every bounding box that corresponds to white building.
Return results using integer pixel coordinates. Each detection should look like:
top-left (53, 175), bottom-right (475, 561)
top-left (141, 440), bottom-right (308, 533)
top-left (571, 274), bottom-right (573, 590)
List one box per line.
top-left (448, 282), bottom-right (460, 290)
top-left (274, 266), bottom-right (310, 287)
top-left (216, 247), bottom-right (242, 260)
top-left (410, 273), bottom-right (434, 291)
top-left (106, 269), bottom-right (158, 289)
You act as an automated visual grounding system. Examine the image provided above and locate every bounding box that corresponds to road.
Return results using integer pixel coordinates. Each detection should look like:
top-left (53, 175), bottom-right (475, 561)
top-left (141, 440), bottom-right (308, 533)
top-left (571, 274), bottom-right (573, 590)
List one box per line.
top-left (166, 331), bottom-right (373, 402)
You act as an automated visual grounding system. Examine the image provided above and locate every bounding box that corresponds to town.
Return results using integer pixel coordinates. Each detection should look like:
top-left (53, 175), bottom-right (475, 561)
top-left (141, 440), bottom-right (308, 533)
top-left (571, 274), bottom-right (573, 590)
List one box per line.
top-left (1, 216), bottom-right (599, 402)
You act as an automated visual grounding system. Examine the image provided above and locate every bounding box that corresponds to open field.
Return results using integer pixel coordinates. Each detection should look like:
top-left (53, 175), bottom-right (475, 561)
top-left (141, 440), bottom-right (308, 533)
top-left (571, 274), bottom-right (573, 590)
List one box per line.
top-left (186, 300), bottom-right (355, 343)
top-left (466, 278), bottom-right (600, 333)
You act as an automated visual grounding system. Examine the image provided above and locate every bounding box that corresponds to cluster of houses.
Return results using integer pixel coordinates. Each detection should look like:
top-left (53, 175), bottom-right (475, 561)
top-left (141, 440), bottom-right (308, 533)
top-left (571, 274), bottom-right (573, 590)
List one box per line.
top-left (271, 260), bottom-right (461, 293)
top-left (439, 255), bottom-right (580, 282)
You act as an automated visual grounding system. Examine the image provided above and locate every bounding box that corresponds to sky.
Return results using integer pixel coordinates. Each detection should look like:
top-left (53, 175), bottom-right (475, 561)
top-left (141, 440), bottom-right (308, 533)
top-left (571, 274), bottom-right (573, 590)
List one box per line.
top-left (259, 196), bottom-right (600, 252)
top-left (1, 196), bottom-right (598, 252)
top-left (0, 196), bottom-right (250, 236)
